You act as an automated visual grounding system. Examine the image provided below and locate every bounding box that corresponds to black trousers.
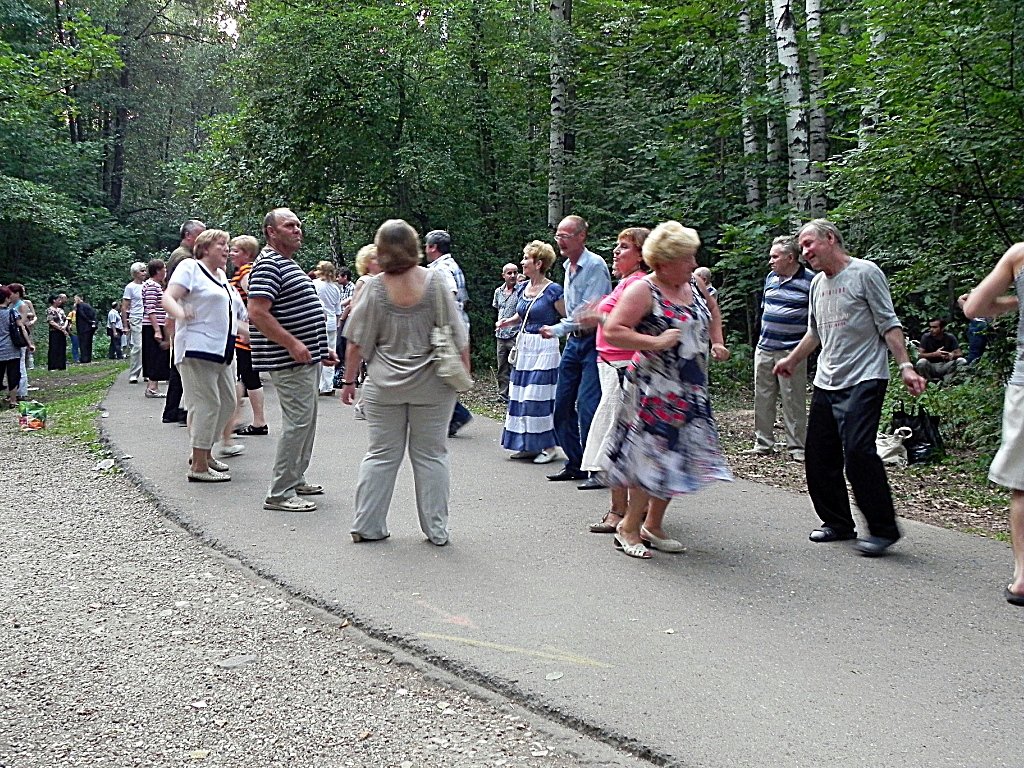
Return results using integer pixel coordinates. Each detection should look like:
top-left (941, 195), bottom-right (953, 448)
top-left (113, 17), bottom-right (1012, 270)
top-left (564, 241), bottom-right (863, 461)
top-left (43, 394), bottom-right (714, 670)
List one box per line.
top-left (805, 379), bottom-right (900, 540)
top-left (79, 328), bottom-right (95, 363)
top-left (163, 363), bottom-right (184, 418)
top-left (48, 329), bottom-right (66, 370)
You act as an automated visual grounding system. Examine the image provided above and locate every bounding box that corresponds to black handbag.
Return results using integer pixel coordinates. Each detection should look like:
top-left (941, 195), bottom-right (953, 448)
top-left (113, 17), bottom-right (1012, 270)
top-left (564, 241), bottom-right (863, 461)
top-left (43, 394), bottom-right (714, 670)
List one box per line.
top-left (889, 401), bottom-right (944, 464)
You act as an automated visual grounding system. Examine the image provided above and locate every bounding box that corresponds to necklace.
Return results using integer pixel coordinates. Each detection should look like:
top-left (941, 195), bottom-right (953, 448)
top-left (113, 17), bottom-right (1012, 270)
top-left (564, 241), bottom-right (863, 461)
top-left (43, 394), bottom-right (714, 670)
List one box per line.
top-left (525, 278), bottom-right (550, 297)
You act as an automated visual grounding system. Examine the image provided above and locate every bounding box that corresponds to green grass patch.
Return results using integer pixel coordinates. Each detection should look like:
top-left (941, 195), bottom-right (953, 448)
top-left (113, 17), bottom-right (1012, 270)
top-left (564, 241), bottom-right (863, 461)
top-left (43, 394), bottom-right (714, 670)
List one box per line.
top-left (21, 361), bottom-right (125, 453)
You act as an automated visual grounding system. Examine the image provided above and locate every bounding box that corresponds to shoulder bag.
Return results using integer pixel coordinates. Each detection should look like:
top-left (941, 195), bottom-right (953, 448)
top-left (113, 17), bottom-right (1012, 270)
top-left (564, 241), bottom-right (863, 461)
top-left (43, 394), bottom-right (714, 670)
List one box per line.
top-left (430, 272), bottom-right (474, 392)
top-left (508, 284), bottom-right (545, 366)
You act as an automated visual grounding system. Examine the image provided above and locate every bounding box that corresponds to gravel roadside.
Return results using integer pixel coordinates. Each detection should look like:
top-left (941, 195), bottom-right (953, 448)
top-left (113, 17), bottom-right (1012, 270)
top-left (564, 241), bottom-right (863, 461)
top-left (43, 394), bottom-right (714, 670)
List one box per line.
top-left (0, 418), bottom-right (635, 768)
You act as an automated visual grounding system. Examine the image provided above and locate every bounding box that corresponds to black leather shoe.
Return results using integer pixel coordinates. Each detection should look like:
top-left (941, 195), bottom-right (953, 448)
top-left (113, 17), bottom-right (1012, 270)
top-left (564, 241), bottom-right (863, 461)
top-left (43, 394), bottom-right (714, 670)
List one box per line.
top-left (547, 467), bottom-right (585, 481)
top-left (855, 535), bottom-right (899, 557)
top-left (577, 476), bottom-right (606, 490)
top-left (162, 408), bottom-right (186, 424)
top-left (809, 526), bottom-right (856, 543)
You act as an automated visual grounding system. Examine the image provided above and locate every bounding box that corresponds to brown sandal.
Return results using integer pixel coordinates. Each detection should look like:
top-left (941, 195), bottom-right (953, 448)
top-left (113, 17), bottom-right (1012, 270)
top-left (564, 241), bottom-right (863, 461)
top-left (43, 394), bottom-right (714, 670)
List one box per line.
top-left (589, 511), bottom-right (624, 534)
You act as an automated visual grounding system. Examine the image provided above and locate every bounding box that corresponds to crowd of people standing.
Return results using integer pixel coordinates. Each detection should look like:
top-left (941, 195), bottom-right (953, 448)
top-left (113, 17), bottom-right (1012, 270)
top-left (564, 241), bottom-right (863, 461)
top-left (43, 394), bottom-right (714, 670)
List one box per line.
top-left (4, 208), bottom-right (1024, 607)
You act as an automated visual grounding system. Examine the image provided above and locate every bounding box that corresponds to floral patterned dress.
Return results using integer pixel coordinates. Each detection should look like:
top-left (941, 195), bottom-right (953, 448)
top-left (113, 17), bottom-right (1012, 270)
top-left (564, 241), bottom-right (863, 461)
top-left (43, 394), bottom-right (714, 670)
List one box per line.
top-left (598, 276), bottom-right (732, 498)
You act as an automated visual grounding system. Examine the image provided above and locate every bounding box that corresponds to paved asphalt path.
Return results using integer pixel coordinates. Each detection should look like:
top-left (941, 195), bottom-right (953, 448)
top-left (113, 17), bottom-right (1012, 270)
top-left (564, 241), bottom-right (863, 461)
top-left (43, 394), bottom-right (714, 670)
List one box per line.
top-left (105, 373), bottom-right (1023, 768)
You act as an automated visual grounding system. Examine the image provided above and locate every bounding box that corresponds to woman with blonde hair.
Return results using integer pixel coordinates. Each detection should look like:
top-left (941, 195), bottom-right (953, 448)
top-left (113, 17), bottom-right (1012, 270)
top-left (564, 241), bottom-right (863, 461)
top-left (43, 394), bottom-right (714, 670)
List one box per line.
top-left (599, 221), bottom-right (732, 558)
top-left (313, 260), bottom-right (343, 395)
top-left (496, 240), bottom-right (566, 463)
top-left (227, 234), bottom-right (269, 438)
top-left (163, 229), bottom-right (245, 482)
top-left (342, 220), bottom-right (469, 545)
top-left (342, 244), bottom-right (382, 419)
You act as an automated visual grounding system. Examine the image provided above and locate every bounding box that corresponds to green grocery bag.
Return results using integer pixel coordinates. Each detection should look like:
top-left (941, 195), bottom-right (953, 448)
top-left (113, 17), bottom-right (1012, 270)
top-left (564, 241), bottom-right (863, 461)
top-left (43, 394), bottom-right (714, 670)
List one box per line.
top-left (18, 400), bottom-right (46, 431)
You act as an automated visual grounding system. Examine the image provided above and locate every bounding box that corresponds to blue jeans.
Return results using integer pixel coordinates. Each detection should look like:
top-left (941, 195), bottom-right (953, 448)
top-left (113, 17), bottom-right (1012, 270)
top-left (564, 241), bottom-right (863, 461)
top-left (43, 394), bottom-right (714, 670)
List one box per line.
top-left (450, 400), bottom-right (471, 427)
top-left (552, 334), bottom-right (601, 472)
top-left (966, 319), bottom-right (989, 364)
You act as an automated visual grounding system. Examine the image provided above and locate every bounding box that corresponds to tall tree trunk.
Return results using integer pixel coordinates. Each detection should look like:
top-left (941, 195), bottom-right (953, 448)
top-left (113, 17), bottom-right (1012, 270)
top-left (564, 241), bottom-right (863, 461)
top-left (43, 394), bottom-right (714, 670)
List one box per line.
top-left (739, 2), bottom-right (762, 209)
top-left (804, 0), bottom-right (828, 214)
top-left (547, 0), bottom-right (568, 228)
top-left (110, 65), bottom-right (130, 211)
top-left (858, 8), bottom-right (886, 149)
top-left (101, 108), bottom-right (112, 197)
top-left (468, 6), bottom-right (498, 215)
top-left (764, 0), bottom-right (785, 208)
top-left (771, 0), bottom-right (811, 215)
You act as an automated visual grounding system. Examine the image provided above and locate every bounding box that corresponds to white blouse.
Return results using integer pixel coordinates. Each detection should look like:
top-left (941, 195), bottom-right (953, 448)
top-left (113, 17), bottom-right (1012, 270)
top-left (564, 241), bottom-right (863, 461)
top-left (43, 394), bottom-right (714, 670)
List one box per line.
top-left (169, 258), bottom-right (244, 365)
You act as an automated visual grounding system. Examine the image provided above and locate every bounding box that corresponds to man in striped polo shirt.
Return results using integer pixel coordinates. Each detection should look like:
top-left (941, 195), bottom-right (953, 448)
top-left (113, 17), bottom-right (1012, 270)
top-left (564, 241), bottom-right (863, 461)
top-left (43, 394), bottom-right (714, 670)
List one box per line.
top-left (750, 235), bottom-right (814, 461)
top-left (247, 208), bottom-right (334, 513)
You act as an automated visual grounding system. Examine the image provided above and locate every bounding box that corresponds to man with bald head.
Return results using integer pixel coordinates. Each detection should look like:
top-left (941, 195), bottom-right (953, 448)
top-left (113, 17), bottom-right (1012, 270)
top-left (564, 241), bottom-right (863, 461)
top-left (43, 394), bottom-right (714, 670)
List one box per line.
top-left (540, 215), bottom-right (612, 483)
top-left (247, 208), bottom-right (334, 513)
top-left (492, 261), bottom-right (520, 402)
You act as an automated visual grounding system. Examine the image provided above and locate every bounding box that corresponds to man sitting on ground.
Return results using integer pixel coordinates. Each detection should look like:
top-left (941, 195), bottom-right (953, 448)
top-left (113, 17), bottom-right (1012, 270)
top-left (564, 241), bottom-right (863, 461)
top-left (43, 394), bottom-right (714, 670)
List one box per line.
top-left (914, 318), bottom-right (967, 382)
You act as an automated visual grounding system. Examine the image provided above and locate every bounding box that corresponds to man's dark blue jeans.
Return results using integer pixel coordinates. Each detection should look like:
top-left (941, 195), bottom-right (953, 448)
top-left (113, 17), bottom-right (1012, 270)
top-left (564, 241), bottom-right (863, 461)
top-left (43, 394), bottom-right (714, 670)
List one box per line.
top-left (552, 334), bottom-right (601, 472)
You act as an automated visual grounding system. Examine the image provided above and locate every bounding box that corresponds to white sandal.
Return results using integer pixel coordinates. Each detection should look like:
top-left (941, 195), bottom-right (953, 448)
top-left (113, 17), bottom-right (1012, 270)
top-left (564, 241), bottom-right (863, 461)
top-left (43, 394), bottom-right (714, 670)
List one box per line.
top-left (614, 532), bottom-right (651, 559)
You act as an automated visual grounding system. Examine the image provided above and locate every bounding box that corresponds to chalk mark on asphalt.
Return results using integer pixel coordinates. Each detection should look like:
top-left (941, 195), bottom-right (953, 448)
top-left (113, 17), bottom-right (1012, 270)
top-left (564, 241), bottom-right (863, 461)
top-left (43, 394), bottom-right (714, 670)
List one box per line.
top-left (417, 633), bottom-right (613, 668)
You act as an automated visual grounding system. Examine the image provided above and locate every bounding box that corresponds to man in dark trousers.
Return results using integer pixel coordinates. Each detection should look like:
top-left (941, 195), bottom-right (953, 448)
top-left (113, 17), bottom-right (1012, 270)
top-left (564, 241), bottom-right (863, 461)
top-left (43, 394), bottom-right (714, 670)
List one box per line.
top-left (73, 295), bottom-right (97, 363)
top-left (774, 219), bottom-right (926, 557)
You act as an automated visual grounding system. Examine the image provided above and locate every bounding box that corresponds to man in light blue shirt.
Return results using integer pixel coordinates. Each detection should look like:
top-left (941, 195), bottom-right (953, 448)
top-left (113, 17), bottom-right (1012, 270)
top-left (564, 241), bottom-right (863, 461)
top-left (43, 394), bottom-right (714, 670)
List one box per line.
top-left (540, 215), bottom-right (612, 482)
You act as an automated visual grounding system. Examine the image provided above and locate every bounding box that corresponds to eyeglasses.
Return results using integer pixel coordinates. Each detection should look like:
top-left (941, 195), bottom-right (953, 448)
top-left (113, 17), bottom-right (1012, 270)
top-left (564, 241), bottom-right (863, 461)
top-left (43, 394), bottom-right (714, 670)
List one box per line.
top-left (554, 231), bottom-right (579, 240)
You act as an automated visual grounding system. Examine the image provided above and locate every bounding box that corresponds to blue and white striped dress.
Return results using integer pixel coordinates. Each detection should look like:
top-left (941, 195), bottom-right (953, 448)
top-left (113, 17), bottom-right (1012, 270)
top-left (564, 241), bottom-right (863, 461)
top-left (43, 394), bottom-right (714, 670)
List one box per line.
top-left (501, 282), bottom-right (564, 453)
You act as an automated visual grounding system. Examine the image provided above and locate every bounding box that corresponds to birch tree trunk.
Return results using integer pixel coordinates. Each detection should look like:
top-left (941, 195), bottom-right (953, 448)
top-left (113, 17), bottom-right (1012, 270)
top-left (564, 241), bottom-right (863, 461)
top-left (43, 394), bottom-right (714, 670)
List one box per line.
top-left (547, 0), bottom-right (568, 228)
top-left (764, 0), bottom-right (785, 209)
top-left (858, 7), bottom-right (886, 149)
top-left (771, 0), bottom-right (811, 214)
top-left (739, 2), bottom-right (762, 210)
top-left (804, 0), bottom-right (828, 214)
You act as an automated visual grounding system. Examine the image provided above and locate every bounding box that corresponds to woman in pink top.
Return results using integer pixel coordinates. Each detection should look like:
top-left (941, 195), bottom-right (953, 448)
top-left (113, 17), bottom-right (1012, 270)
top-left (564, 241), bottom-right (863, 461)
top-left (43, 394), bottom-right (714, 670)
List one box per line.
top-left (577, 227), bottom-right (650, 534)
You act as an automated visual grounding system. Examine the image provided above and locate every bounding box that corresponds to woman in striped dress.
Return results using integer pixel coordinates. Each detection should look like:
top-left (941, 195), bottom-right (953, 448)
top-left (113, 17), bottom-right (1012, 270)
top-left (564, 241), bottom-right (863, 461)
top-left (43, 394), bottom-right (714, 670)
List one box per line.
top-left (141, 259), bottom-right (171, 397)
top-left (498, 240), bottom-right (566, 463)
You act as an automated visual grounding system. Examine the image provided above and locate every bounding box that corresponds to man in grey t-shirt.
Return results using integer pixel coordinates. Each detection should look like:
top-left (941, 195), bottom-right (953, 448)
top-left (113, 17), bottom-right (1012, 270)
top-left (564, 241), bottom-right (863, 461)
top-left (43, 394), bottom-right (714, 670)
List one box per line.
top-left (774, 220), bottom-right (925, 557)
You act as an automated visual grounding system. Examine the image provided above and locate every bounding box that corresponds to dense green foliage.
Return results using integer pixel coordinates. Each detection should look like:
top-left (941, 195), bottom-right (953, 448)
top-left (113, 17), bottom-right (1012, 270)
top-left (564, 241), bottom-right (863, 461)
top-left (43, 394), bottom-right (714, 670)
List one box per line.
top-left (4, 0), bottom-right (1024, 436)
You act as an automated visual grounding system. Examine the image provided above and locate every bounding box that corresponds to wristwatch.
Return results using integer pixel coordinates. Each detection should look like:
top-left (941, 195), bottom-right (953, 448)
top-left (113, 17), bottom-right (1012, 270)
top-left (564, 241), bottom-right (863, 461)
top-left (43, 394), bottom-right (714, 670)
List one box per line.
top-left (899, 361), bottom-right (914, 371)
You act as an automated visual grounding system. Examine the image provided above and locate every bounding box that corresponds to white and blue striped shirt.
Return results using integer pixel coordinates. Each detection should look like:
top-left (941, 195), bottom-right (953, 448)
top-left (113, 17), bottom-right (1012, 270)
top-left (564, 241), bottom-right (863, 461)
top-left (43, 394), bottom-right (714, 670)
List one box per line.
top-left (757, 264), bottom-right (814, 352)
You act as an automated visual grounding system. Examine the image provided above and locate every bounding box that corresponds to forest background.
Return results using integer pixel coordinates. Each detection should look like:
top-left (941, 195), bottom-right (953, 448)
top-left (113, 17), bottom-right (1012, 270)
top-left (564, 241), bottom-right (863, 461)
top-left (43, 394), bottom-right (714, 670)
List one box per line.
top-left (3, 0), bottom-right (1023, 459)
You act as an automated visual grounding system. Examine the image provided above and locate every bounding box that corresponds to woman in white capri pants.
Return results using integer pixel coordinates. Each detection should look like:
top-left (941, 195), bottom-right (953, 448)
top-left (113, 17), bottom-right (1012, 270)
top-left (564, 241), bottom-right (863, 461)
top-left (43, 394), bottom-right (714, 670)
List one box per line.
top-left (163, 229), bottom-right (244, 482)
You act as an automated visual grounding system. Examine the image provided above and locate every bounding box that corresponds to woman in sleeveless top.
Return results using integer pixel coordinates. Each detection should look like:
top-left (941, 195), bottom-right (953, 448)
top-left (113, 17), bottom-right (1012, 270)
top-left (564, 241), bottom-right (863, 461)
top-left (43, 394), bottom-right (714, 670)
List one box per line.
top-left (599, 221), bottom-right (733, 559)
top-left (963, 242), bottom-right (1024, 605)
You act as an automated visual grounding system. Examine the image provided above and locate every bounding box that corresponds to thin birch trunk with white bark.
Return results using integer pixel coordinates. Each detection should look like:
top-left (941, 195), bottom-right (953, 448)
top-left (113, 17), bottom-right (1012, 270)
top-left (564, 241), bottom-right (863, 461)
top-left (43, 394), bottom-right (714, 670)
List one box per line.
top-left (858, 11), bottom-right (886, 149)
top-left (739, 2), bottom-right (762, 209)
top-left (771, 0), bottom-right (811, 214)
top-left (548, 0), bottom-right (568, 228)
top-left (764, 0), bottom-right (786, 209)
top-left (804, 0), bottom-right (828, 214)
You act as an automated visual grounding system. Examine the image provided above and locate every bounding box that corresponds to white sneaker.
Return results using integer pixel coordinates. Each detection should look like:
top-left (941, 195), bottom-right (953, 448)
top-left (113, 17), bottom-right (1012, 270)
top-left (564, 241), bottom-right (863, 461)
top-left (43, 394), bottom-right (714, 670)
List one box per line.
top-left (533, 447), bottom-right (564, 464)
top-left (353, 403), bottom-right (366, 421)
